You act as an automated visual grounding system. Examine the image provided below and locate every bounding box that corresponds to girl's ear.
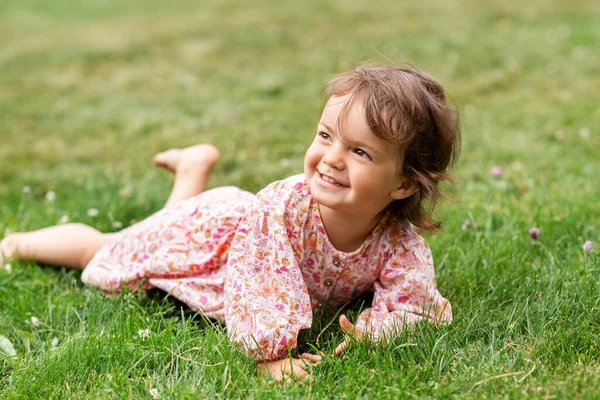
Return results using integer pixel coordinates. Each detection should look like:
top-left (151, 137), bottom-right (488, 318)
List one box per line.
top-left (390, 177), bottom-right (418, 200)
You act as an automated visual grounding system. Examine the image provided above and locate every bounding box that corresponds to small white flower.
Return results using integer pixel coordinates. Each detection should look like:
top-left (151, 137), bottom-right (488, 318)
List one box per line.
top-left (4, 264), bottom-right (11, 274)
top-left (87, 208), bottom-right (99, 217)
top-left (0, 335), bottom-right (17, 357)
top-left (138, 329), bottom-right (150, 338)
top-left (23, 186), bottom-right (31, 194)
top-left (45, 191), bottom-right (56, 202)
top-left (112, 221), bottom-right (123, 229)
top-left (495, 180), bottom-right (508, 190)
top-left (279, 158), bottom-right (291, 167)
top-left (58, 215), bottom-right (70, 224)
top-left (579, 127), bottom-right (590, 140)
top-left (149, 388), bottom-right (159, 398)
top-left (51, 337), bottom-right (59, 349)
top-left (119, 185), bottom-right (133, 198)
top-left (31, 316), bottom-right (40, 327)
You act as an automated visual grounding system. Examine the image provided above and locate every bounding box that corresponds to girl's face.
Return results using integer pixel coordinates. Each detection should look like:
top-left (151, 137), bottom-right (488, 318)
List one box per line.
top-left (304, 94), bottom-right (416, 221)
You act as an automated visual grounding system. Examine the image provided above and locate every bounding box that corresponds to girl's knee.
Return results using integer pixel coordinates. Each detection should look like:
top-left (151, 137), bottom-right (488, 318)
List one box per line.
top-left (79, 231), bottom-right (117, 268)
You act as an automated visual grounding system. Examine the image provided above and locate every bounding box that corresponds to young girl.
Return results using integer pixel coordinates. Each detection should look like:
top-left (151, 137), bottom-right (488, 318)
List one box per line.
top-left (1, 64), bottom-right (460, 381)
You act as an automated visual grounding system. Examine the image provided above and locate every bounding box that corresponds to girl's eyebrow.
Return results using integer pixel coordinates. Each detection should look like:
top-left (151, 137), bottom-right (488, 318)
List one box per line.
top-left (319, 121), bottom-right (336, 133)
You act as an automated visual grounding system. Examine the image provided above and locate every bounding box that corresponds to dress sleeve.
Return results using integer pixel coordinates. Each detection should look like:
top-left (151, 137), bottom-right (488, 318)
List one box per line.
top-left (224, 181), bottom-right (312, 361)
top-left (355, 233), bottom-right (452, 342)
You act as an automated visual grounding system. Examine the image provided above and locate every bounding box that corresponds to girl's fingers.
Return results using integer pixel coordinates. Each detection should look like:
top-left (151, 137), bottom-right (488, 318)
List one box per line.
top-left (340, 314), bottom-right (365, 340)
top-left (339, 314), bottom-right (355, 333)
top-left (257, 358), bottom-right (312, 382)
top-left (334, 337), bottom-right (350, 356)
top-left (290, 360), bottom-right (310, 380)
top-left (336, 315), bottom-right (369, 356)
top-left (301, 352), bottom-right (322, 363)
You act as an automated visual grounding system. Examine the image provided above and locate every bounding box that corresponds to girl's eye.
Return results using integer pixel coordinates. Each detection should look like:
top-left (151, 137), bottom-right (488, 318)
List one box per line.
top-left (354, 148), bottom-right (371, 160)
top-left (318, 132), bottom-right (331, 140)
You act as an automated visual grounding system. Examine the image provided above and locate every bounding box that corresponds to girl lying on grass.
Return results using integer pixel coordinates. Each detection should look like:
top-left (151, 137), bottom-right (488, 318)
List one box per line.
top-left (1, 64), bottom-right (460, 381)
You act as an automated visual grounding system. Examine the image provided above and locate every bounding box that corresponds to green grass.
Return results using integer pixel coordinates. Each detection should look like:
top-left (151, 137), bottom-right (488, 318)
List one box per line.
top-left (1, 0), bottom-right (599, 397)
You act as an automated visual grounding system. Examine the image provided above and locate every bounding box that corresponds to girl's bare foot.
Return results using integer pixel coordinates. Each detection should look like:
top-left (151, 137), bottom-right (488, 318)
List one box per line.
top-left (153, 144), bottom-right (220, 174)
top-left (0, 233), bottom-right (24, 264)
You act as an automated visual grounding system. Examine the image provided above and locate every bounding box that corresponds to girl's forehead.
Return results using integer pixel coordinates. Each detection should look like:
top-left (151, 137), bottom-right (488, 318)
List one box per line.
top-left (322, 94), bottom-right (365, 122)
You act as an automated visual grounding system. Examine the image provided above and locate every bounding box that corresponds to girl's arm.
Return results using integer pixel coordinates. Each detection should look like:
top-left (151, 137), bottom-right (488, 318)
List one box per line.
top-left (224, 180), bottom-right (313, 363)
top-left (347, 233), bottom-right (452, 346)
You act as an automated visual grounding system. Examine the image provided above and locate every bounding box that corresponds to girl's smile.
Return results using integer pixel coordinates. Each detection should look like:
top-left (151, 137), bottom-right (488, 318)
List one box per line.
top-left (317, 172), bottom-right (349, 188)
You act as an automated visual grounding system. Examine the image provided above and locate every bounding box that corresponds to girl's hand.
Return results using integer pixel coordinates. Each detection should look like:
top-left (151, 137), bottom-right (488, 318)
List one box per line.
top-left (256, 353), bottom-right (321, 382)
top-left (334, 314), bottom-right (366, 356)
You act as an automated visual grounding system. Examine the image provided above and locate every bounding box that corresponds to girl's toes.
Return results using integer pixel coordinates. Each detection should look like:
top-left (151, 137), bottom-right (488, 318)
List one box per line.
top-left (153, 150), bottom-right (180, 171)
top-left (152, 151), bottom-right (168, 167)
top-left (0, 235), bottom-right (19, 262)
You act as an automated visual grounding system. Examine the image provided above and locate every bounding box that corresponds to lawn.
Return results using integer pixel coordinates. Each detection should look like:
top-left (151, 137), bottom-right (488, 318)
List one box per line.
top-left (1, 0), bottom-right (599, 398)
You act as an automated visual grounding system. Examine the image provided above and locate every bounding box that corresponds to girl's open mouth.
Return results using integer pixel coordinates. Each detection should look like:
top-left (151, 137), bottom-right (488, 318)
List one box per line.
top-left (319, 173), bottom-right (348, 187)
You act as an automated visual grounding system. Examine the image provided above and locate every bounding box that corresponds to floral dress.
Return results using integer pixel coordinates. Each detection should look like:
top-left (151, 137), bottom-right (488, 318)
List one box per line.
top-left (82, 174), bottom-right (452, 361)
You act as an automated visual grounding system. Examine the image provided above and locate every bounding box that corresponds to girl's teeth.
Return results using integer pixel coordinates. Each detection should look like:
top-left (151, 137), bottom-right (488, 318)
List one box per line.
top-left (322, 174), bottom-right (340, 185)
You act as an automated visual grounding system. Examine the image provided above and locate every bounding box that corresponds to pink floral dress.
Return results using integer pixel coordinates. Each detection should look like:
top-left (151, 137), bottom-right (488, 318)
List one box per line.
top-left (82, 174), bottom-right (451, 361)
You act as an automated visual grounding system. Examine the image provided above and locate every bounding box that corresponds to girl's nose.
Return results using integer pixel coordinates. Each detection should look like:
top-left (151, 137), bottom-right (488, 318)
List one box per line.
top-left (322, 148), bottom-right (345, 170)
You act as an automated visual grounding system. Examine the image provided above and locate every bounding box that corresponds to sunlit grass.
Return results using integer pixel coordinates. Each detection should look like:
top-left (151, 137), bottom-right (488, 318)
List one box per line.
top-left (1, 0), bottom-right (599, 397)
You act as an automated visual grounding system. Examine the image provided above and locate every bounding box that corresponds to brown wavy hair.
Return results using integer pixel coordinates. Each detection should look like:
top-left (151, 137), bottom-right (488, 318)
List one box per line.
top-left (325, 63), bottom-right (461, 231)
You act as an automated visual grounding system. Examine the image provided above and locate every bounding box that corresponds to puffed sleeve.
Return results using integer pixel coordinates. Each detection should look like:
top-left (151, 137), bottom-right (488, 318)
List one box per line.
top-left (355, 233), bottom-right (451, 341)
top-left (224, 180), bottom-right (313, 361)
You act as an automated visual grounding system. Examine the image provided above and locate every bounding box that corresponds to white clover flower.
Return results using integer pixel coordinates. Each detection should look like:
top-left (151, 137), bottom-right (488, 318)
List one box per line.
top-left (579, 127), bottom-right (590, 140)
top-left (149, 388), bottom-right (159, 399)
top-left (112, 221), bottom-right (123, 229)
top-left (31, 316), bottom-right (40, 327)
top-left (4, 264), bottom-right (11, 274)
top-left (23, 186), bottom-right (31, 194)
top-left (87, 208), bottom-right (99, 217)
top-left (584, 241), bottom-right (594, 253)
top-left (138, 329), bottom-right (150, 338)
top-left (119, 185), bottom-right (133, 198)
top-left (461, 220), bottom-right (472, 230)
top-left (45, 191), bottom-right (56, 202)
top-left (58, 215), bottom-right (70, 224)
top-left (495, 180), bottom-right (508, 190)
top-left (51, 337), bottom-right (59, 349)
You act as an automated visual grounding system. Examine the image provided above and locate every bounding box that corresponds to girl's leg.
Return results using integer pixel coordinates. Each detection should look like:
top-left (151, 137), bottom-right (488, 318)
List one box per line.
top-left (153, 143), bottom-right (220, 207)
top-left (0, 144), bottom-right (219, 268)
top-left (0, 224), bottom-right (113, 270)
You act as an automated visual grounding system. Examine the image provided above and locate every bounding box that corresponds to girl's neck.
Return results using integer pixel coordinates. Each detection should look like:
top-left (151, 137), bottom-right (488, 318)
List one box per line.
top-left (317, 204), bottom-right (383, 253)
